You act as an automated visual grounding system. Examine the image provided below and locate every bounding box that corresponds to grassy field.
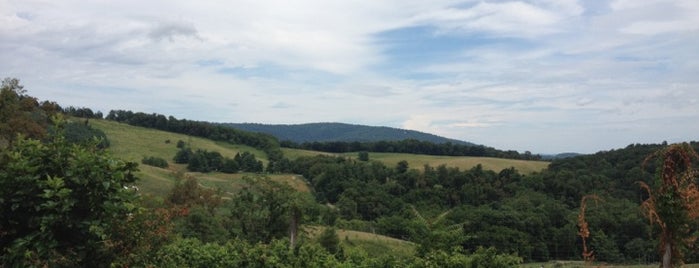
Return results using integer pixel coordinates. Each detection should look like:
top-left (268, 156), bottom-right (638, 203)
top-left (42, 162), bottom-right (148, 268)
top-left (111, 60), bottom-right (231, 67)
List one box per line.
top-left (92, 118), bottom-right (547, 199)
top-left (306, 226), bottom-right (415, 259)
top-left (90, 119), bottom-right (307, 198)
top-left (90, 119), bottom-right (267, 163)
top-left (282, 148), bottom-right (550, 174)
top-left (348, 152), bottom-right (549, 174)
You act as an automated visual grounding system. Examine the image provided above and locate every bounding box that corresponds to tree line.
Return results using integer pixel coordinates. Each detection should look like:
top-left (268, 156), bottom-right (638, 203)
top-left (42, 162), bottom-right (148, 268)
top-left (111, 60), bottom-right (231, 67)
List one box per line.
top-left (281, 140), bottom-right (543, 160)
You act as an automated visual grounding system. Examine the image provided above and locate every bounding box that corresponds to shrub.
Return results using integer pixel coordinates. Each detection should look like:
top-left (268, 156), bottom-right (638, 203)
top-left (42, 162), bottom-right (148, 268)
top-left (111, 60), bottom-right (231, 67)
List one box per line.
top-left (142, 156), bottom-right (169, 168)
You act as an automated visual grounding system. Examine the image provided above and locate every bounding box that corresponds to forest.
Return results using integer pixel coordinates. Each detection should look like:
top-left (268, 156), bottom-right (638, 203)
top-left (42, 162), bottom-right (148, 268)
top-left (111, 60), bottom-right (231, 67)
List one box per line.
top-left (2, 78), bottom-right (699, 267)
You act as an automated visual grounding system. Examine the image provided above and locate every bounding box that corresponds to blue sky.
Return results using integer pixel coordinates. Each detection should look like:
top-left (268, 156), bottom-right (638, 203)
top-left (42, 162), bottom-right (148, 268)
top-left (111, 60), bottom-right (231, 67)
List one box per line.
top-left (1, 0), bottom-right (698, 154)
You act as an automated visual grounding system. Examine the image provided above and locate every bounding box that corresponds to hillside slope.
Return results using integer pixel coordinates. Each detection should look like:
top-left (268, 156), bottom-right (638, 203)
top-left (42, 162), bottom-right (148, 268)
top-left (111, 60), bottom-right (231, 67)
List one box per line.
top-left (89, 119), bottom-right (309, 196)
top-left (224, 122), bottom-right (474, 145)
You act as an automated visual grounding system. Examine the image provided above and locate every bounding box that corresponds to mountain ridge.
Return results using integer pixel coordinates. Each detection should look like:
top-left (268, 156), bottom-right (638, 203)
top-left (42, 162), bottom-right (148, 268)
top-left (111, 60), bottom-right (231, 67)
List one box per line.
top-left (223, 122), bottom-right (476, 146)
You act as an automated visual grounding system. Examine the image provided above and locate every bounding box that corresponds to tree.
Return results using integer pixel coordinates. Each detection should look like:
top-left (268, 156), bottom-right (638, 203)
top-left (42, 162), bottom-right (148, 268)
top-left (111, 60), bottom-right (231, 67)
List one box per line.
top-left (0, 123), bottom-right (139, 266)
top-left (639, 143), bottom-right (699, 267)
top-left (358, 151), bottom-right (369, 161)
top-left (577, 195), bottom-right (601, 264)
top-left (227, 176), bottom-right (311, 244)
top-left (317, 227), bottom-right (340, 254)
top-left (0, 78), bottom-right (53, 147)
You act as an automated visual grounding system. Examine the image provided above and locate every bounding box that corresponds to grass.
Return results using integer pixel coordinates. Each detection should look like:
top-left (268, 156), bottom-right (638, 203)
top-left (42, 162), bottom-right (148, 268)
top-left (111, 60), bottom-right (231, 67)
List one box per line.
top-left (90, 119), bottom-right (309, 198)
top-left (90, 119), bottom-right (266, 163)
top-left (93, 118), bottom-right (547, 198)
top-left (282, 148), bottom-right (550, 174)
top-left (346, 152), bottom-right (550, 174)
top-left (306, 226), bottom-right (415, 259)
top-left (281, 148), bottom-right (337, 159)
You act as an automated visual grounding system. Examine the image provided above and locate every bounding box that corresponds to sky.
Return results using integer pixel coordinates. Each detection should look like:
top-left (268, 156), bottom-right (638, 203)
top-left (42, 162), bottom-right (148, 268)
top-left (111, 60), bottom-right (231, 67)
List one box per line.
top-left (1, 0), bottom-right (698, 154)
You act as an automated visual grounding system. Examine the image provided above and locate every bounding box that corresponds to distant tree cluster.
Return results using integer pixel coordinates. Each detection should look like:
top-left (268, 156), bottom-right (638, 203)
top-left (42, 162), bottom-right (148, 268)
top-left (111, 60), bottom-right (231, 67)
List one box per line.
top-left (62, 106), bottom-right (103, 119)
top-left (174, 146), bottom-right (263, 173)
top-left (282, 139), bottom-right (542, 160)
top-left (105, 110), bottom-right (283, 162)
top-left (60, 121), bottom-right (110, 148)
top-left (142, 156), bottom-right (169, 168)
top-left (0, 78), bottom-right (61, 146)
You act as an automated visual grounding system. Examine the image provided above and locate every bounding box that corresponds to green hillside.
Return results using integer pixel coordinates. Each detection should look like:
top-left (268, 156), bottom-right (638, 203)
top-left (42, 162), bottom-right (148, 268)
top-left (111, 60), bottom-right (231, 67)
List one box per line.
top-left (92, 118), bottom-right (548, 189)
top-left (344, 152), bottom-right (549, 174)
top-left (282, 148), bottom-right (549, 174)
top-left (307, 226), bottom-right (415, 259)
top-left (90, 119), bottom-right (308, 196)
top-left (91, 119), bottom-right (416, 260)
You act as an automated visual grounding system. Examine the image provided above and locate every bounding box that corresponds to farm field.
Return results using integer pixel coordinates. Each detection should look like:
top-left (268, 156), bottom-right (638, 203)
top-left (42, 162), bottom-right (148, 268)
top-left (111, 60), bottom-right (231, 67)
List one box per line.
top-left (283, 148), bottom-right (550, 174)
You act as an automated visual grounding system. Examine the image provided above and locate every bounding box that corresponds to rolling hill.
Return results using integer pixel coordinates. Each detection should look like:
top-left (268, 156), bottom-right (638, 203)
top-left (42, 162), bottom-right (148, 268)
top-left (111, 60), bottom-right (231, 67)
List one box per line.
top-left (90, 119), bottom-right (549, 197)
top-left (223, 122), bottom-right (475, 145)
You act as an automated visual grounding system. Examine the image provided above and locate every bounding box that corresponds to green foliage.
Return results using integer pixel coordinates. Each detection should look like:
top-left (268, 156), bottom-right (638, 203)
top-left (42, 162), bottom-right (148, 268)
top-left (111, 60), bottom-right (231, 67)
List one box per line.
top-left (639, 143), bottom-right (699, 267)
top-left (62, 106), bottom-right (103, 119)
top-left (176, 206), bottom-right (229, 243)
top-left (0, 125), bottom-right (139, 266)
top-left (358, 151), bottom-right (369, 161)
top-left (176, 139), bottom-right (186, 148)
top-left (147, 238), bottom-right (346, 267)
top-left (0, 77), bottom-right (57, 146)
top-left (61, 121), bottom-right (110, 148)
top-left (166, 175), bottom-right (223, 213)
top-left (174, 147), bottom-right (192, 163)
top-left (469, 247), bottom-right (523, 268)
top-left (142, 155), bottom-right (169, 168)
top-left (227, 176), bottom-right (311, 243)
top-left (174, 146), bottom-right (263, 173)
top-left (318, 227), bottom-right (340, 254)
top-left (144, 237), bottom-right (521, 268)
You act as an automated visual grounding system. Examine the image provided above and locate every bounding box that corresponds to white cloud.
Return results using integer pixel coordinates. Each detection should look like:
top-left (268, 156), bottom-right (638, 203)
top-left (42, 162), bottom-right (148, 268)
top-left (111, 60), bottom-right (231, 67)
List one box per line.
top-left (411, 0), bottom-right (583, 37)
top-left (1, 0), bottom-right (698, 153)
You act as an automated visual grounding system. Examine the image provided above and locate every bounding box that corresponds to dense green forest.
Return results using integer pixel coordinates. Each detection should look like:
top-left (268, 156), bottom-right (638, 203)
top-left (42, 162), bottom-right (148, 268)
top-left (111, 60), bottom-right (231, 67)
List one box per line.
top-left (2, 78), bottom-right (699, 267)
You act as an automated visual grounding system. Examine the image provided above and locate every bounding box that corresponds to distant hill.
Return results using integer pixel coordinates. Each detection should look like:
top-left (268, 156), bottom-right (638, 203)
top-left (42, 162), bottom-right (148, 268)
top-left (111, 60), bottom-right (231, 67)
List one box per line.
top-left (223, 122), bottom-right (475, 145)
top-left (540, 152), bottom-right (583, 160)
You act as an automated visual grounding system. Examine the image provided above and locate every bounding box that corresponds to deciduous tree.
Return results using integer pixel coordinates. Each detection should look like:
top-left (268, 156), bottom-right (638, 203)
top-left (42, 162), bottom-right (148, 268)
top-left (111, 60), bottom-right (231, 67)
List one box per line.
top-left (639, 143), bottom-right (699, 267)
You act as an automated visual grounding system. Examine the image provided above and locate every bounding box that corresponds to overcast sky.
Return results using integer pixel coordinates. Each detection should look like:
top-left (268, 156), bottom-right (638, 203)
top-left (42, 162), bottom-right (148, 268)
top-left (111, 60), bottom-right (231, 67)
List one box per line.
top-left (2, 0), bottom-right (698, 154)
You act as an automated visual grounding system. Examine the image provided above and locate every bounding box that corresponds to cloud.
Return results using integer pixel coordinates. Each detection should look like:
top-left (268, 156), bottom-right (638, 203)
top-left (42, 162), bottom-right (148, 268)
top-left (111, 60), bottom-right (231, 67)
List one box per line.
top-left (411, 0), bottom-right (583, 38)
top-left (148, 21), bottom-right (199, 42)
top-left (1, 0), bottom-right (698, 154)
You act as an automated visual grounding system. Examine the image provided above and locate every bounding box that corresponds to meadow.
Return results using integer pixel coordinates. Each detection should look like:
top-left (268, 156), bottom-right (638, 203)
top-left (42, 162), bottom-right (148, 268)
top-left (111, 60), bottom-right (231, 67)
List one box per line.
top-left (282, 148), bottom-right (549, 174)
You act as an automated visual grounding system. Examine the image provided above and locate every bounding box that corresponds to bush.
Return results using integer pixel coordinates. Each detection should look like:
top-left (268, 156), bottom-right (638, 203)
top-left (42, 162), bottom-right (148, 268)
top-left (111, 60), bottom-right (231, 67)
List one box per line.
top-left (0, 129), bottom-right (139, 266)
top-left (142, 156), bottom-right (169, 168)
top-left (318, 227), bottom-right (340, 254)
top-left (61, 121), bottom-right (110, 148)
